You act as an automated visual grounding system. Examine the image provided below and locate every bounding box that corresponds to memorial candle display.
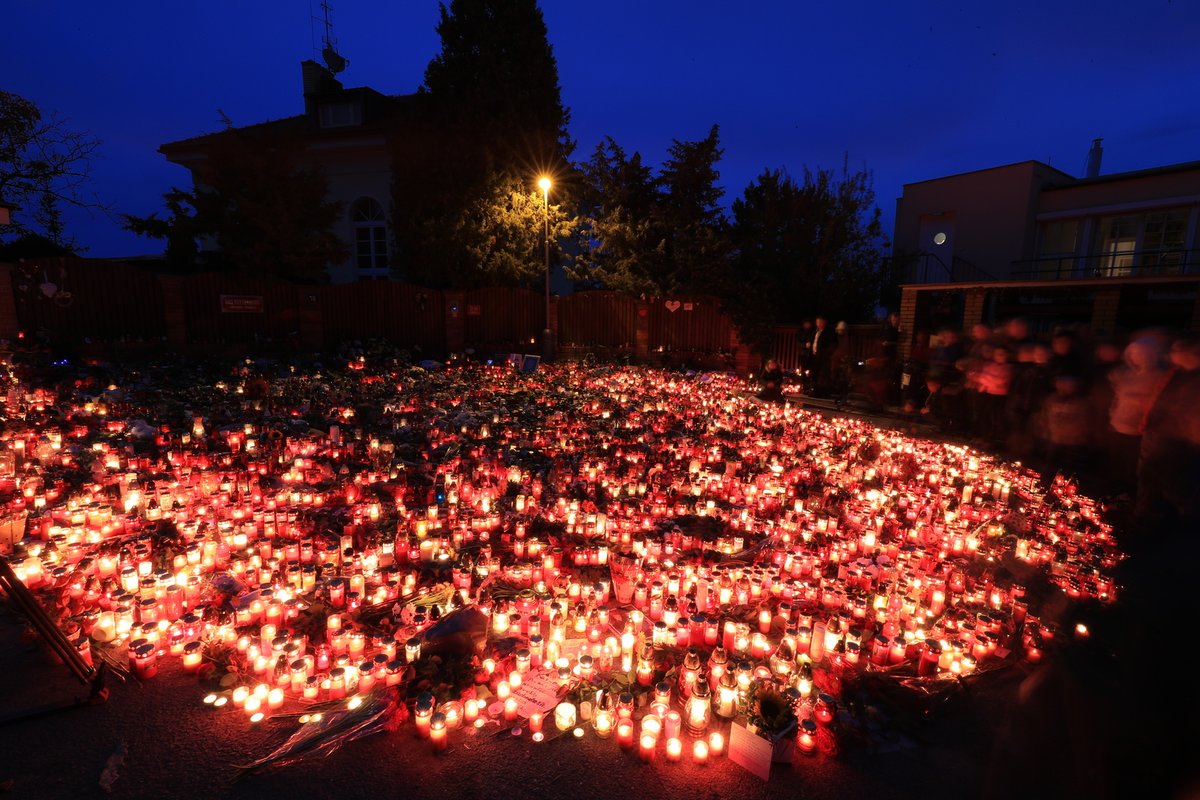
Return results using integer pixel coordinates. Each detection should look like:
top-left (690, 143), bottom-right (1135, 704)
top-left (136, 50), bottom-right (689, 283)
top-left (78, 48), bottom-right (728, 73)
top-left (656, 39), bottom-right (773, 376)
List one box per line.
top-left (0, 358), bottom-right (1121, 773)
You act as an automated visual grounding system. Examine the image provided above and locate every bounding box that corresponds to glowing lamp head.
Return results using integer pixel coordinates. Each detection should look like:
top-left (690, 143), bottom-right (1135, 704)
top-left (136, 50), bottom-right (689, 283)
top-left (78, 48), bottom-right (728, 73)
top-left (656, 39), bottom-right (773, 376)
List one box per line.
top-left (537, 176), bottom-right (551, 193)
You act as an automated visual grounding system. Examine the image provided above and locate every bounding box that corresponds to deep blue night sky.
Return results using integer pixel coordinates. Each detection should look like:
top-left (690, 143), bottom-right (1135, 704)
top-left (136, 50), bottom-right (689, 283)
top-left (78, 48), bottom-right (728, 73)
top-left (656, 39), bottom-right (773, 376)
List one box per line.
top-left (5, 0), bottom-right (1199, 256)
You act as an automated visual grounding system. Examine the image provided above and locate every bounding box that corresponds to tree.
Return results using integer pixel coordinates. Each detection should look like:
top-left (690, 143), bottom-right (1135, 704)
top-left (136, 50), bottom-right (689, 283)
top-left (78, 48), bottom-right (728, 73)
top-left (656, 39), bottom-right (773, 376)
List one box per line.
top-left (573, 126), bottom-right (732, 297)
top-left (571, 137), bottom-right (662, 295)
top-left (124, 127), bottom-right (347, 283)
top-left (422, 0), bottom-right (572, 178)
top-left (0, 90), bottom-right (104, 250)
top-left (392, 0), bottom-right (574, 286)
top-left (731, 158), bottom-right (887, 327)
top-left (654, 125), bottom-right (731, 295)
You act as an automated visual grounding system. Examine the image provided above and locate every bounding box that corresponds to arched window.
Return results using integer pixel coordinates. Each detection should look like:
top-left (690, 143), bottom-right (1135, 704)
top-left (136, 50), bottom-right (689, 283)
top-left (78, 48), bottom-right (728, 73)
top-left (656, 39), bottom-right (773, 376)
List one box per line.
top-left (352, 197), bottom-right (388, 277)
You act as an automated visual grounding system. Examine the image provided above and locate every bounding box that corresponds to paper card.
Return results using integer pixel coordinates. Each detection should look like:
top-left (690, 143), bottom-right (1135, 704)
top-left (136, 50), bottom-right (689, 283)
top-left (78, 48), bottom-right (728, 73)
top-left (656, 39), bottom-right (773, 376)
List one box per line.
top-left (729, 721), bottom-right (773, 780)
top-left (510, 670), bottom-right (561, 719)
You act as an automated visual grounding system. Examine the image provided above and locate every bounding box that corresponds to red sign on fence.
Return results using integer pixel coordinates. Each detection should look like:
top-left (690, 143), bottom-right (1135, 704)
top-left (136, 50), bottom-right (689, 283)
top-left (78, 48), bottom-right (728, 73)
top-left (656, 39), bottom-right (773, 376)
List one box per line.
top-left (220, 295), bottom-right (264, 313)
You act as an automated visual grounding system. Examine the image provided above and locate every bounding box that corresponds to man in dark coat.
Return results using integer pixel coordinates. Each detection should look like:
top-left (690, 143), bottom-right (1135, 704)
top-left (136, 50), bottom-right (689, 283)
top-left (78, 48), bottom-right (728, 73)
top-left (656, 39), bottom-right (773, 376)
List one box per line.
top-left (810, 316), bottom-right (839, 398)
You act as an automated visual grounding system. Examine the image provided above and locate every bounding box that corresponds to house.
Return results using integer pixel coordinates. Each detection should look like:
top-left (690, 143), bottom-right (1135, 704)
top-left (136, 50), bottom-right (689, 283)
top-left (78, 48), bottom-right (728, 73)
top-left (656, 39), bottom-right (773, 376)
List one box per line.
top-left (892, 143), bottom-right (1200, 346)
top-left (160, 61), bottom-right (420, 283)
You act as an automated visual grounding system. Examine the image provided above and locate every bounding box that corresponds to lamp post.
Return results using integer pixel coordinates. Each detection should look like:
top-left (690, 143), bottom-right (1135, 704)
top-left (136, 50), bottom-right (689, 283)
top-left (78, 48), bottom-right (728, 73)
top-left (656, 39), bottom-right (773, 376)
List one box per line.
top-left (537, 176), bottom-right (554, 362)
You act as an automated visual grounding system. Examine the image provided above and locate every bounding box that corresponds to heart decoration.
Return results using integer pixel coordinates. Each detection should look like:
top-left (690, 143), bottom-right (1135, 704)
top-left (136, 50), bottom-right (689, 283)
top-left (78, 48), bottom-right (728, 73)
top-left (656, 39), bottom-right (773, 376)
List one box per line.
top-left (664, 300), bottom-right (681, 313)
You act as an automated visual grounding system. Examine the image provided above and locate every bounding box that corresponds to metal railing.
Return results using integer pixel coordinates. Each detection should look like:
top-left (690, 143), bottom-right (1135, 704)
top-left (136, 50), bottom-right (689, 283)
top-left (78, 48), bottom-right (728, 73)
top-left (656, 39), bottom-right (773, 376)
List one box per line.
top-left (888, 253), bottom-right (997, 284)
top-left (1010, 249), bottom-right (1199, 281)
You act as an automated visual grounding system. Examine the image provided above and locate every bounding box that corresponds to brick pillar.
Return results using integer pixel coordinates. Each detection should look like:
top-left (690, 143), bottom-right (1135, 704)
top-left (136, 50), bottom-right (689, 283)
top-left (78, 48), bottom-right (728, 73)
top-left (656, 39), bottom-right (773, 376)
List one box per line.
top-left (1091, 288), bottom-right (1121, 336)
top-left (548, 294), bottom-right (559, 363)
top-left (444, 291), bottom-right (464, 356)
top-left (730, 323), bottom-right (756, 376)
top-left (296, 288), bottom-right (323, 348)
top-left (158, 275), bottom-right (188, 349)
top-left (0, 263), bottom-right (19, 342)
top-left (898, 286), bottom-right (919, 361)
top-left (962, 288), bottom-right (987, 332)
top-left (634, 301), bottom-right (651, 364)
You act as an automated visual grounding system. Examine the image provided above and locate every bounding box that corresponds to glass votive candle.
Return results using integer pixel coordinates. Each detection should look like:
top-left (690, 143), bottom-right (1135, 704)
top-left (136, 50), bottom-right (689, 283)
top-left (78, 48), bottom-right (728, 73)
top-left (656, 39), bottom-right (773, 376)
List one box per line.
top-left (555, 702), bottom-right (577, 731)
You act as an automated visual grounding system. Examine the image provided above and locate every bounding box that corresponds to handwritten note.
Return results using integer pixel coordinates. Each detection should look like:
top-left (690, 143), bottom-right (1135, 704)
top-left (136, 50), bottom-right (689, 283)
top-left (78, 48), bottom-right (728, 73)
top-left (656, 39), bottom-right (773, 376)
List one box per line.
top-left (729, 721), bottom-right (773, 780)
top-left (510, 670), bottom-right (561, 719)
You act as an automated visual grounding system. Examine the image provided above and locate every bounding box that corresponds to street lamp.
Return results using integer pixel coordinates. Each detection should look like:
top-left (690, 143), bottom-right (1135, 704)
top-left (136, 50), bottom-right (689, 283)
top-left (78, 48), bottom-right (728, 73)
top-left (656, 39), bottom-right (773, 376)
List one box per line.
top-left (537, 176), bottom-right (554, 362)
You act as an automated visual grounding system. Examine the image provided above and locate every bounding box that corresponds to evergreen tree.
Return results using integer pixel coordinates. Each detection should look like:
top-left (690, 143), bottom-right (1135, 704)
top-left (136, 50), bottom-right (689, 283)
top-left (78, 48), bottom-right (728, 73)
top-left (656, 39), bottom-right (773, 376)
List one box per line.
top-left (731, 158), bottom-right (887, 326)
top-left (124, 128), bottom-right (346, 283)
top-left (573, 126), bottom-right (731, 297)
top-left (422, 0), bottom-right (572, 176)
top-left (392, 0), bottom-right (574, 286)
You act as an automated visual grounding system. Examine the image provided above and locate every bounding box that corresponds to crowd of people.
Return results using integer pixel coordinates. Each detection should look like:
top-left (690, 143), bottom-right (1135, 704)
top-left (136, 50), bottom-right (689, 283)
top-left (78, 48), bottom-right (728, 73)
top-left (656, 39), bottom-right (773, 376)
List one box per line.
top-left (762, 315), bottom-right (1200, 535)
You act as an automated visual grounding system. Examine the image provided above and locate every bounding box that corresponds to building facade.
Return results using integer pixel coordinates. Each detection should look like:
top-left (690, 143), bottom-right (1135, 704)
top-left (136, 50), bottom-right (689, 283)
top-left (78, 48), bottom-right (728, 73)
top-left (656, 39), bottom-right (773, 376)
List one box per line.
top-left (892, 150), bottom-right (1200, 348)
top-left (160, 61), bottom-right (415, 284)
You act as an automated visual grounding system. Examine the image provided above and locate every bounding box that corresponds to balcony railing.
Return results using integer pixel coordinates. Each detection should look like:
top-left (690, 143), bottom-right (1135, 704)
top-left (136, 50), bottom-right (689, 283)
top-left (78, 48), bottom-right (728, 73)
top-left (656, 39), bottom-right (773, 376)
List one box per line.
top-left (889, 253), bottom-right (997, 284)
top-left (1010, 249), bottom-right (1200, 281)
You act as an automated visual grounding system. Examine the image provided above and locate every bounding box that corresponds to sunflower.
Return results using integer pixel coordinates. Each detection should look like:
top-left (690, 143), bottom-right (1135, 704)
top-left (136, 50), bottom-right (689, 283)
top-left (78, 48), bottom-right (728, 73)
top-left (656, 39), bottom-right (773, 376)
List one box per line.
top-left (746, 681), bottom-right (794, 736)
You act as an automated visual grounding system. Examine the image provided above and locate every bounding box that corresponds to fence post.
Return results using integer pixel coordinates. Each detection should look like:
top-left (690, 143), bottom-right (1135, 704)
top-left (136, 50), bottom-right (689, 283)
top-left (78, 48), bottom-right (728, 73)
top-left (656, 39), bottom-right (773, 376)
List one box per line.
top-left (296, 288), bottom-right (323, 348)
top-left (158, 274), bottom-right (188, 349)
top-left (1090, 288), bottom-right (1122, 337)
top-left (0, 263), bottom-right (19, 342)
top-left (731, 323), bottom-right (756, 376)
top-left (634, 300), bottom-right (650, 364)
top-left (898, 285), bottom-right (919, 361)
top-left (962, 288), bottom-right (987, 331)
top-left (444, 291), bottom-right (465, 356)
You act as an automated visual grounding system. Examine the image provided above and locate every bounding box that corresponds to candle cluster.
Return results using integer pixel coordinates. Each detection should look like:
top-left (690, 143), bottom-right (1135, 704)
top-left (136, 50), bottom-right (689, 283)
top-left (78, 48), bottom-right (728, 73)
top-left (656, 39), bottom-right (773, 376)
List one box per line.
top-left (0, 357), bottom-right (1119, 764)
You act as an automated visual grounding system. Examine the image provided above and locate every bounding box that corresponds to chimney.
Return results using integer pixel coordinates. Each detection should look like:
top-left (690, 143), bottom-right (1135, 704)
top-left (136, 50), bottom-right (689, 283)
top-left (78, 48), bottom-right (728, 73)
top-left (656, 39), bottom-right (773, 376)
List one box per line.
top-left (1085, 137), bottom-right (1103, 179)
top-left (301, 60), bottom-right (343, 120)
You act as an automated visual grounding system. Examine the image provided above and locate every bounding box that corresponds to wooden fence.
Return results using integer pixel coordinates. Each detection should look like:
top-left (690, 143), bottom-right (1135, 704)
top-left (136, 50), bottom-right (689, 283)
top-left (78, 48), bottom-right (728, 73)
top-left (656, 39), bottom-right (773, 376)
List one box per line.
top-left (0, 258), bottom-right (808, 373)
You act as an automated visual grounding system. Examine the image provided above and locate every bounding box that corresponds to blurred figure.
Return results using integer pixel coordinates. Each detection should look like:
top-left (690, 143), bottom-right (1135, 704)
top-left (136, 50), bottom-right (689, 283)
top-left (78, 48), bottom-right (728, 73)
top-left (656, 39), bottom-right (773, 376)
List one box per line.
top-left (1087, 339), bottom-right (1125, 490)
top-left (810, 316), bottom-right (839, 398)
top-left (831, 321), bottom-right (852, 400)
top-left (1136, 333), bottom-right (1200, 532)
top-left (1108, 334), bottom-right (1169, 492)
top-left (756, 358), bottom-right (785, 402)
top-left (1051, 329), bottom-right (1087, 381)
top-left (930, 327), bottom-right (966, 383)
top-left (962, 324), bottom-right (995, 438)
top-left (920, 372), bottom-right (964, 432)
top-left (881, 312), bottom-right (901, 404)
top-left (1007, 342), bottom-right (1054, 458)
top-left (796, 319), bottom-right (815, 393)
top-left (978, 345), bottom-right (1014, 445)
top-left (1041, 374), bottom-right (1091, 472)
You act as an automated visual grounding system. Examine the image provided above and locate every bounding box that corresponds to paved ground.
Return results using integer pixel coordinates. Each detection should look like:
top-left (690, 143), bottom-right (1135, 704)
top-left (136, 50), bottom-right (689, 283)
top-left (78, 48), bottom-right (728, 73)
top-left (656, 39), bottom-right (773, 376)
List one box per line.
top-left (1, 390), bottom-right (1194, 800)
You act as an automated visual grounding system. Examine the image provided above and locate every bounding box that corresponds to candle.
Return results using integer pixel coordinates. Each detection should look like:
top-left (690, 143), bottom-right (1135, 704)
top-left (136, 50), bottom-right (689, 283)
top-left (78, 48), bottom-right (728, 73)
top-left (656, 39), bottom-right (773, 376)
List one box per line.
top-left (182, 641), bottom-right (203, 671)
top-left (593, 707), bottom-right (614, 738)
top-left (429, 712), bottom-right (448, 752)
top-left (639, 734), bottom-right (657, 762)
top-left (555, 702), bottom-right (577, 731)
top-left (504, 697), bottom-right (519, 722)
top-left (617, 720), bottom-right (635, 749)
top-left (708, 731), bottom-right (725, 758)
top-left (796, 719), bottom-right (818, 755)
top-left (415, 695), bottom-right (434, 738)
top-left (663, 710), bottom-right (681, 740)
top-left (693, 740), bottom-right (709, 765)
top-left (528, 711), bottom-right (543, 733)
top-left (665, 737), bottom-right (682, 762)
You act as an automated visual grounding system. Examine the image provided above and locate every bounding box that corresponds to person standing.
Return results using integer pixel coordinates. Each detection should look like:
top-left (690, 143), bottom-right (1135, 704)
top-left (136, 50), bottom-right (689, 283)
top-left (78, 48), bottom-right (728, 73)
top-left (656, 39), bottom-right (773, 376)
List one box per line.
top-left (810, 316), bottom-right (839, 398)
top-left (1136, 334), bottom-right (1200, 533)
top-left (796, 319), bottom-right (815, 393)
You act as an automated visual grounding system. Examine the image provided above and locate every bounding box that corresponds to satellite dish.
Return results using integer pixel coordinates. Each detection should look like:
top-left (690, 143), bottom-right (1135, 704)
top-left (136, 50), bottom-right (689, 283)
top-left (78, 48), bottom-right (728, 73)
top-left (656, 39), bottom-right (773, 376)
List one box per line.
top-left (323, 46), bottom-right (348, 75)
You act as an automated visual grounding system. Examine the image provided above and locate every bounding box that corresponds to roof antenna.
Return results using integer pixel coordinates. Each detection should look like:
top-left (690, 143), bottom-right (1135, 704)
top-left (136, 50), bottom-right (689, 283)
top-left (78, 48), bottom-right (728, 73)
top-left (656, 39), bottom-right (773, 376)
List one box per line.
top-left (320, 1), bottom-right (348, 75)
